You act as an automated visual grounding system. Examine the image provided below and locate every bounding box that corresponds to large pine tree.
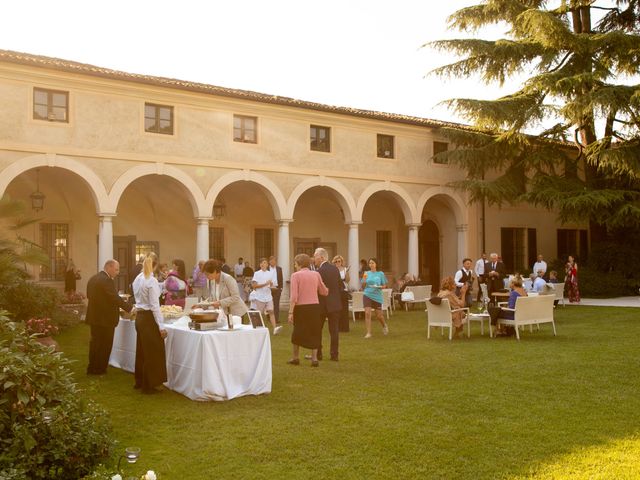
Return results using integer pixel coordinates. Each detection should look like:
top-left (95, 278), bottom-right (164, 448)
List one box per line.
top-left (428, 1), bottom-right (640, 242)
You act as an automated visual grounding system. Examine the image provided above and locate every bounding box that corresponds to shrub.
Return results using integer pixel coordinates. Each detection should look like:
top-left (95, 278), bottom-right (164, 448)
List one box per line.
top-left (0, 312), bottom-right (114, 479)
top-left (61, 291), bottom-right (87, 305)
top-left (24, 317), bottom-right (59, 337)
top-left (0, 281), bottom-right (60, 322)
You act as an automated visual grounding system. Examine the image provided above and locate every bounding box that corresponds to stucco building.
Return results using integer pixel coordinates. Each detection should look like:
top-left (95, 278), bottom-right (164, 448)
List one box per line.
top-left (0, 50), bottom-right (587, 298)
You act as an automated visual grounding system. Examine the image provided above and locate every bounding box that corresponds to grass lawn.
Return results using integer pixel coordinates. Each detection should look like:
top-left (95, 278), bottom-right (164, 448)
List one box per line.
top-left (56, 306), bottom-right (640, 479)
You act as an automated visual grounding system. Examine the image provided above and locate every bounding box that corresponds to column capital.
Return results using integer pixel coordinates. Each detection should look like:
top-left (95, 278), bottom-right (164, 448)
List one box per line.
top-left (196, 217), bottom-right (213, 224)
top-left (98, 212), bottom-right (117, 219)
top-left (346, 221), bottom-right (363, 227)
top-left (406, 223), bottom-right (422, 230)
top-left (456, 224), bottom-right (468, 233)
top-left (276, 219), bottom-right (294, 226)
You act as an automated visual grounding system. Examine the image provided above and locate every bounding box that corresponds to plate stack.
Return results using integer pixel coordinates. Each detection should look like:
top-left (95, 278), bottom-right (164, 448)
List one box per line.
top-left (188, 310), bottom-right (220, 330)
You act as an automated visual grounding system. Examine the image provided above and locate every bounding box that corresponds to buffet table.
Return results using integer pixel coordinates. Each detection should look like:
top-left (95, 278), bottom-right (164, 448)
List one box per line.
top-left (109, 317), bottom-right (272, 401)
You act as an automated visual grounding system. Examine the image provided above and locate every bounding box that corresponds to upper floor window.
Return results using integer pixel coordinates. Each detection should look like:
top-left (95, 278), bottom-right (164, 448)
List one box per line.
top-left (234, 115), bottom-right (257, 143)
top-left (33, 88), bottom-right (68, 123)
top-left (144, 103), bottom-right (174, 135)
top-left (433, 141), bottom-right (449, 164)
top-left (377, 134), bottom-right (394, 159)
top-left (310, 125), bottom-right (331, 152)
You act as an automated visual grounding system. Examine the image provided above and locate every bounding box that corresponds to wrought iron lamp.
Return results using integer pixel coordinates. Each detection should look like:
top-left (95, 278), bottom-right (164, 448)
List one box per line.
top-left (30, 169), bottom-right (46, 211)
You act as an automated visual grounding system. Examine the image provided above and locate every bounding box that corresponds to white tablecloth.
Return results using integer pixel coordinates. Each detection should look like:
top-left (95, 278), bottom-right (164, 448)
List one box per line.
top-left (109, 317), bottom-right (272, 401)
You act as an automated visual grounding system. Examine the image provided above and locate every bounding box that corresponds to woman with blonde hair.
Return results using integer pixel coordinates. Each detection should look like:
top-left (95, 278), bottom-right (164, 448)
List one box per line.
top-left (287, 253), bottom-right (328, 367)
top-left (132, 253), bottom-right (167, 394)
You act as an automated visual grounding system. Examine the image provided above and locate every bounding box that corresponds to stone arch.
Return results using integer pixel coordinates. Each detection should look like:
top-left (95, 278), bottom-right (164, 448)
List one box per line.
top-left (0, 153), bottom-right (109, 213)
top-left (205, 170), bottom-right (287, 220)
top-left (109, 163), bottom-right (207, 217)
top-left (355, 181), bottom-right (417, 225)
top-left (416, 186), bottom-right (467, 225)
top-left (286, 176), bottom-right (356, 223)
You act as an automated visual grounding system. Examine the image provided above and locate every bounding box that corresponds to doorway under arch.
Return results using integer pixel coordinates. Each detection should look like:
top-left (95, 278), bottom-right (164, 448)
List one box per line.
top-left (419, 220), bottom-right (440, 288)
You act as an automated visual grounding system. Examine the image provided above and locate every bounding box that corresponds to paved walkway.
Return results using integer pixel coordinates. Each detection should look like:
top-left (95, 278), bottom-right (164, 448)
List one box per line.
top-left (564, 297), bottom-right (640, 307)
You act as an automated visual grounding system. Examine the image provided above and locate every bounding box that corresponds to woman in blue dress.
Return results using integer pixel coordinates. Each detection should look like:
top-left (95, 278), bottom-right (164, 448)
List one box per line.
top-left (361, 258), bottom-right (389, 338)
top-left (492, 275), bottom-right (527, 336)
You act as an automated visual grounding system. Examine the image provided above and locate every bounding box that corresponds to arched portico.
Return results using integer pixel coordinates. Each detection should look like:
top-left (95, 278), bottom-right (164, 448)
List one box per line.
top-left (109, 163), bottom-right (207, 217)
top-left (205, 170), bottom-right (287, 220)
top-left (286, 176), bottom-right (356, 222)
top-left (355, 181), bottom-right (416, 225)
top-left (0, 153), bottom-right (109, 213)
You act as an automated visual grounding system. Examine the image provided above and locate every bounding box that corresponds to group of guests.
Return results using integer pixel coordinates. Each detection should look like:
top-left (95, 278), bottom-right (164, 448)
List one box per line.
top-left (287, 251), bottom-right (390, 367)
top-left (435, 252), bottom-right (581, 339)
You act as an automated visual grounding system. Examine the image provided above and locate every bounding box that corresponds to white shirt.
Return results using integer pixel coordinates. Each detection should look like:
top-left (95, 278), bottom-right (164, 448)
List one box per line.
top-left (132, 272), bottom-right (163, 327)
top-left (268, 265), bottom-right (279, 287)
top-left (533, 276), bottom-right (547, 292)
top-left (533, 260), bottom-right (547, 275)
top-left (454, 269), bottom-right (473, 288)
top-left (234, 263), bottom-right (244, 277)
top-left (252, 269), bottom-right (273, 302)
top-left (475, 258), bottom-right (485, 275)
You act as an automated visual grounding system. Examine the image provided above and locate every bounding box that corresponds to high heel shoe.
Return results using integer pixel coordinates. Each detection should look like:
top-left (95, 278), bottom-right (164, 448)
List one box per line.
top-left (287, 358), bottom-right (300, 365)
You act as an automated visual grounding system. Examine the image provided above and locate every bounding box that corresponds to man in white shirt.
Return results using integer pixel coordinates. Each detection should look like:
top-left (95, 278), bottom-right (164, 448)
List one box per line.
top-left (532, 254), bottom-right (547, 280)
top-left (454, 258), bottom-right (474, 307)
top-left (474, 253), bottom-right (487, 303)
top-left (252, 258), bottom-right (282, 335)
top-left (533, 270), bottom-right (547, 293)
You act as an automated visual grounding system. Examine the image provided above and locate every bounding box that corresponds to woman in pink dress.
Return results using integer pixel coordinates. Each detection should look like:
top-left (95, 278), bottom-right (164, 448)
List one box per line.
top-left (565, 255), bottom-right (580, 303)
top-left (163, 259), bottom-right (188, 308)
top-left (287, 253), bottom-right (328, 367)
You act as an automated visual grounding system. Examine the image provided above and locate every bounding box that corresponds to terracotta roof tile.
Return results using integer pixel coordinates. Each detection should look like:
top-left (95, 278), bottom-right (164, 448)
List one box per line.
top-left (0, 48), bottom-right (470, 130)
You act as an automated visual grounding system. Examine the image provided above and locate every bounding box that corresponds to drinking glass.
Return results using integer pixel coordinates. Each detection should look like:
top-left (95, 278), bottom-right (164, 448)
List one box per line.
top-left (125, 446), bottom-right (140, 463)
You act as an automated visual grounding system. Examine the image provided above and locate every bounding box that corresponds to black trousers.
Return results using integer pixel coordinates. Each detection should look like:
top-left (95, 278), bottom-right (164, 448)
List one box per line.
top-left (134, 311), bottom-right (167, 391)
top-left (318, 310), bottom-right (341, 360)
top-left (271, 287), bottom-right (282, 323)
top-left (87, 324), bottom-right (116, 374)
top-left (339, 290), bottom-right (350, 332)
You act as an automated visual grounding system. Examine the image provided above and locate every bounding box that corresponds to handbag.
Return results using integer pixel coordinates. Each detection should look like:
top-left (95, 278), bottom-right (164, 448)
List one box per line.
top-left (401, 291), bottom-right (414, 302)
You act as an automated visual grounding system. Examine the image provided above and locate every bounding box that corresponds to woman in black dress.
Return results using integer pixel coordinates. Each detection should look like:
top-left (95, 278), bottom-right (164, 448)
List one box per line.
top-left (287, 254), bottom-right (328, 367)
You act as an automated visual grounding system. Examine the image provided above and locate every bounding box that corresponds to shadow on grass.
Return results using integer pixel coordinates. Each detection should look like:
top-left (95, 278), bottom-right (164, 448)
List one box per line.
top-left (55, 306), bottom-right (640, 479)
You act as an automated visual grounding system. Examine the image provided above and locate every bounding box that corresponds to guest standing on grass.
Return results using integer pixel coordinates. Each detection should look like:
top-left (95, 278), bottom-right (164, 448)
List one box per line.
top-left (332, 254), bottom-right (351, 333)
top-left (132, 253), bottom-right (167, 394)
top-left (202, 259), bottom-right (249, 318)
top-left (565, 255), bottom-right (580, 303)
top-left (287, 254), bottom-right (328, 367)
top-left (163, 259), bottom-right (188, 308)
top-left (252, 258), bottom-right (282, 335)
top-left (86, 259), bottom-right (132, 375)
top-left (362, 257), bottom-right (389, 339)
top-left (314, 248), bottom-right (343, 361)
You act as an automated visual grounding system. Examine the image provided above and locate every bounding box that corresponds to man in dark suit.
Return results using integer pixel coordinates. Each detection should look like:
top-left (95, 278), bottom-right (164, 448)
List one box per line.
top-left (486, 252), bottom-right (506, 303)
top-left (268, 256), bottom-right (284, 323)
top-left (86, 259), bottom-right (132, 375)
top-left (314, 248), bottom-right (343, 361)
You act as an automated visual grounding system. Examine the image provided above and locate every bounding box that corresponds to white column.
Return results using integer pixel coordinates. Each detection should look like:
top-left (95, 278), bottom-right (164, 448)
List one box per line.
top-left (456, 224), bottom-right (468, 266)
top-left (407, 224), bottom-right (420, 279)
top-left (347, 222), bottom-right (361, 291)
top-left (277, 220), bottom-right (292, 305)
top-left (196, 217), bottom-right (211, 264)
top-left (98, 214), bottom-right (115, 270)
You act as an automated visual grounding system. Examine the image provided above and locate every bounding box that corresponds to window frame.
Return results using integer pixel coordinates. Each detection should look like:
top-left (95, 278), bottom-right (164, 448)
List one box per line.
top-left (432, 141), bottom-right (449, 164)
top-left (376, 134), bottom-right (395, 159)
top-left (310, 124), bottom-right (331, 152)
top-left (233, 114), bottom-right (258, 144)
top-left (376, 230), bottom-right (392, 271)
top-left (144, 102), bottom-right (174, 135)
top-left (254, 227), bottom-right (275, 268)
top-left (209, 226), bottom-right (225, 261)
top-left (33, 87), bottom-right (69, 123)
top-left (39, 223), bottom-right (69, 281)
